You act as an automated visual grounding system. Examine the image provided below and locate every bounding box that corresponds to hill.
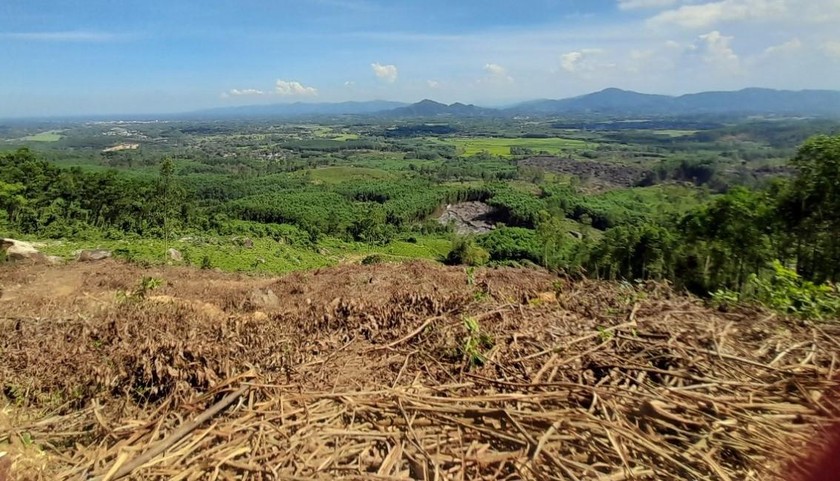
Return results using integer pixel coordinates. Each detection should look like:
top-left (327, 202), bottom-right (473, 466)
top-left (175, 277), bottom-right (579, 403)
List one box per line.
top-left (2, 259), bottom-right (838, 480)
top-left (385, 99), bottom-right (496, 117)
top-left (186, 100), bottom-right (408, 119)
top-left (509, 88), bottom-right (840, 117)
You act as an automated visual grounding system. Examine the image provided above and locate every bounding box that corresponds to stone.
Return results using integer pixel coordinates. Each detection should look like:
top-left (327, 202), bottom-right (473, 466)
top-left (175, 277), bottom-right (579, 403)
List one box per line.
top-left (76, 249), bottom-right (112, 262)
top-left (167, 248), bottom-right (183, 262)
top-left (1, 238), bottom-right (47, 263)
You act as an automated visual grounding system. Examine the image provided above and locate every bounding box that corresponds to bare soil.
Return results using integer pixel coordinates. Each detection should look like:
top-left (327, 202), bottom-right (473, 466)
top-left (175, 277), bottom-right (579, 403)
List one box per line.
top-left (1, 260), bottom-right (838, 480)
top-left (437, 201), bottom-right (496, 234)
top-left (519, 155), bottom-right (649, 188)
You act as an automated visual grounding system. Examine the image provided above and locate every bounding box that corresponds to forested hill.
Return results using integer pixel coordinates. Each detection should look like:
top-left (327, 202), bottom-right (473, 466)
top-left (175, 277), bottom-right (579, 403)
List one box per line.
top-left (182, 88), bottom-right (840, 120)
top-left (505, 88), bottom-right (840, 117)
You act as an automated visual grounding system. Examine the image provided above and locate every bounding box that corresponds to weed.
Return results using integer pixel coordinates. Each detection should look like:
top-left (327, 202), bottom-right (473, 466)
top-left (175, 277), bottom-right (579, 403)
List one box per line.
top-left (747, 261), bottom-right (840, 320)
top-left (465, 266), bottom-right (476, 286)
top-left (460, 317), bottom-right (494, 368)
top-left (118, 276), bottom-right (163, 302)
top-left (597, 326), bottom-right (613, 342)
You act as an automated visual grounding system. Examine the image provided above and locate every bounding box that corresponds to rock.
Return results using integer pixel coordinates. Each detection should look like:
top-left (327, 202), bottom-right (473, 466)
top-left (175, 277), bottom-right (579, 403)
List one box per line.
top-left (248, 288), bottom-right (280, 309)
top-left (569, 231), bottom-right (583, 240)
top-left (46, 255), bottom-right (65, 265)
top-left (1, 238), bottom-right (47, 263)
top-left (76, 249), bottom-right (112, 262)
top-left (242, 237), bottom-right (254, 249)
top-left (167, 248), bottom-right (183, 262)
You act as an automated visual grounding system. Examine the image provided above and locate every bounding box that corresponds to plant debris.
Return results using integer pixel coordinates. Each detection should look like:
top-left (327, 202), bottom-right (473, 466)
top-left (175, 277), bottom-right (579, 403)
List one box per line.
top-left (1, 260), bottom-right (839, 480)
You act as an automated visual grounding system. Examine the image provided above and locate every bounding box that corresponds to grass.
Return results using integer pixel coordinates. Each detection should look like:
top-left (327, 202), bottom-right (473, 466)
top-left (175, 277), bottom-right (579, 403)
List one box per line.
top-left (36, 235), bottom-right (452, 275)
top-left (448, 137), bottom-right (590, 157)
top-left (303, 166), bottom-right (397, 184)
top-left (21, 131), bottom-right (63, 142)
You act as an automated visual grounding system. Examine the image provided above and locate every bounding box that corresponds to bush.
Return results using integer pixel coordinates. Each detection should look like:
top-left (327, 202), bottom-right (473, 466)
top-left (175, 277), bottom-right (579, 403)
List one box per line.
top-left (445, 237), bottom-right (490, 267)
top-left (361, 254), bottom-right (386, 265)
top-left (747, 261), bottom-right (840, 320)
top-left (477, 227), bottom-right (541, 264)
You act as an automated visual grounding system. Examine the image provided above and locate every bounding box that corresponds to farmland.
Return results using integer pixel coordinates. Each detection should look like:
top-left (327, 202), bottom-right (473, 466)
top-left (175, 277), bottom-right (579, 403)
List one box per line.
top-left (448, 136), bottom-right (590, 156)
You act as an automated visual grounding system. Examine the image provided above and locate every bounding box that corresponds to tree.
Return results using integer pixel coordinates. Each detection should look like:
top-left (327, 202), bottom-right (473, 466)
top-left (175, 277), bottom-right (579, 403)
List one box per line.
top-left (780, 134), bottom-right (840, 282)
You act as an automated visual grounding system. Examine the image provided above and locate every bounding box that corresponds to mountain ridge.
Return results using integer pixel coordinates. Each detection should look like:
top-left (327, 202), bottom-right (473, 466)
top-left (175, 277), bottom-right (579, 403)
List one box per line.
top-left (173, 88), bottom-right (840, 120)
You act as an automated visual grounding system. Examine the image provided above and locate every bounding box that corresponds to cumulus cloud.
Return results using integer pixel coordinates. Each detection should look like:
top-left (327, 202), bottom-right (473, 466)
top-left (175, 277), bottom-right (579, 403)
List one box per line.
top-left (618, 0), bottom-right (678, 10)
top-left (427, 80), bottom-right (440, 88)
top-left (560, 49), bottom-right (605, 73)
top-left (275, 80), bottom-right (318, 96)
top-left (482, 63), bottom-right (514, 83)
top-left (696, 31), bottom-right (740, 70)
top-left (371, 62), bottom-right (398, 83)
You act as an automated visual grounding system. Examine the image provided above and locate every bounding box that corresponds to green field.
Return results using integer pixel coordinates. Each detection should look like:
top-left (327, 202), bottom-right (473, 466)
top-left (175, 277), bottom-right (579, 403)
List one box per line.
top-left (448, 137), bottom-right (589, 157)
top-left (21, 131), bottom-right (63, 142)
top-left (304, 166), bottom-right (398, 184)
top-left (37, 235), bottom-right (453, 274)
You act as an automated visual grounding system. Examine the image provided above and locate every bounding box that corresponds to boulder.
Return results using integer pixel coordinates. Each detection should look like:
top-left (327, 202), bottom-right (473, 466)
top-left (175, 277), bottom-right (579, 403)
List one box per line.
top-left (247, 288), bottom-right (280, 310)
top-left (167, 248), bottom-right (183, 262)
top-left (76, 249), bottom-right (112, 262)
top-left (242, 237), bottom-right (254, 249)
top-left (1, 238), bottom-right (47, 263)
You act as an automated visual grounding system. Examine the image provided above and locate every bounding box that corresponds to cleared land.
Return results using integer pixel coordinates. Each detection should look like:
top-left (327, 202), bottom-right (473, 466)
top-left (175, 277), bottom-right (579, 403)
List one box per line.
top-left (448, 137), bottom-right (589, 157)
top-left (20, 131), bottom-right (63, 142)
top-left (2, 260), bottom-right (838, 480)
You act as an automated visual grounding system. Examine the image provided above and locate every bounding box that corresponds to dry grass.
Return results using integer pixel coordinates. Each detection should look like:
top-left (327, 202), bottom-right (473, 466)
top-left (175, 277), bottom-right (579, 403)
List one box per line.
top-left (1, 260), bottom-right (839, 480)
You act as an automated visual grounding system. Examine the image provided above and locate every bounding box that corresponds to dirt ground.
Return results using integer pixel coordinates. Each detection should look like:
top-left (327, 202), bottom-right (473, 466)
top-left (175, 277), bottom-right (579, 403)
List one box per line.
top-left (437, 201), bottom-right (496, 235)
top-left (1, 259), bottom-right (839, 480)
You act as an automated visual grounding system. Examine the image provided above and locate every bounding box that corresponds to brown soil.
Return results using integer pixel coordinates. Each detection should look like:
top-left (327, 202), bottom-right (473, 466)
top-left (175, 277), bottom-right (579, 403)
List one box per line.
top-left (519, 155), bottom-right (649, 188)
top-left (1, 260), bottom-right (838, 480)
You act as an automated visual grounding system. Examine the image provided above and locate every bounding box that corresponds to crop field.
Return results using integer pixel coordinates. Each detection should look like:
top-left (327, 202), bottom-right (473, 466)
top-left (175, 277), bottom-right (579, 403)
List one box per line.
top-left (304, 166), bottom-right (397, 184)
top-left (448, 136), bottom-right (590, 156)
top-left (21, 130), bottom-right (63, 142)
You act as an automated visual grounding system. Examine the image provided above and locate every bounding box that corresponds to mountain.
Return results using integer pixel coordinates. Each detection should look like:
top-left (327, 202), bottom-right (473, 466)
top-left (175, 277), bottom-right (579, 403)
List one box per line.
top-left (186, 100), bottom-right (408, 119)
top-left (385, 99), bottom-right (495, 117)
top-left (508, 88), bottom-right (840, 117)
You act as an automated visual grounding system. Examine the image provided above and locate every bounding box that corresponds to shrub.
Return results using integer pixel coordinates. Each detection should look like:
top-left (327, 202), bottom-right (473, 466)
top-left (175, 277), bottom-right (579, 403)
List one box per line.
top-left (445, 237), bottom-right (490, 267)
top-left (747, 261), bottom-right (840, 320)
top-left (361, 254), bottom-right (386, 265)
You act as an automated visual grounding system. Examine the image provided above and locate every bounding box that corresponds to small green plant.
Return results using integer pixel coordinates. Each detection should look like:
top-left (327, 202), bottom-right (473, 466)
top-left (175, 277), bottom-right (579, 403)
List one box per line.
top-left (710, 289), bottom-right (740, 311)
top-left (118, 276), bottom-right (163, 302)
top-left (460, 317), bottom-right (495, 368)
top-left (445, 237), bottom-right (489, 267)
top-left (200, 255), bottom-right (213, 270)
top-left (597, 326), bottom-right (613, 342)
top-left (465, 266), bottom-right (476, 286)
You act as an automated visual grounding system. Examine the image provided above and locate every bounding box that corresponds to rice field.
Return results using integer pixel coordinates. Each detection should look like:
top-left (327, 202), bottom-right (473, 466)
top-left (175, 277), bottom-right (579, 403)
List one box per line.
top-left (21, 130), bottom-right (63, 142)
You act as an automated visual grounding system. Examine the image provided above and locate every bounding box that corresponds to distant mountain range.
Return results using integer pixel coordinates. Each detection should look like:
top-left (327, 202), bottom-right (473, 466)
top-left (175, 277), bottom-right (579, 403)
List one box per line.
top-left (186, 88), bottom-right (840, 119)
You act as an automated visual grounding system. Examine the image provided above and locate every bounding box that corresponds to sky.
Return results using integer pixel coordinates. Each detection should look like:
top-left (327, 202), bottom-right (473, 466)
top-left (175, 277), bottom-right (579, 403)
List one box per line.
top-left (1, 0), bottom-right (839, 117)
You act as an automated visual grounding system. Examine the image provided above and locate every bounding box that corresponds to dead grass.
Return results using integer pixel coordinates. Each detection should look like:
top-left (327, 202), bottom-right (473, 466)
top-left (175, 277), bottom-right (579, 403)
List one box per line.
top-left (1, 260), bottom-right (839, 480)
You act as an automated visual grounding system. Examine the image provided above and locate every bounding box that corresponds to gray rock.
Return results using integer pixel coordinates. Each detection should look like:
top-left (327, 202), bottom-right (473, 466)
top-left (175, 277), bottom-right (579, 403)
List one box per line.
top-left (1, 238), bottom-right (47, 263)
top-left (76, 249), bottom-right (112, 262)
top-left (167, 248), bottom-right (183, 262)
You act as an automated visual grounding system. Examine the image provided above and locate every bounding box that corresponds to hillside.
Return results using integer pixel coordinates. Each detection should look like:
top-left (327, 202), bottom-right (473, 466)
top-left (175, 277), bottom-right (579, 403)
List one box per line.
top-left (2, 259), bottom-right (838, 480)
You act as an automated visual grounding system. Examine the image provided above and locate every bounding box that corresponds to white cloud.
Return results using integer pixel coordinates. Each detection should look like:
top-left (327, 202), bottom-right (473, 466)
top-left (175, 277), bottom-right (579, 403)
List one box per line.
top-left (228, 88), bottom-right (266, 96)
top-left (275, 80), bottom-right (318, 96)
top-left (344, 80), bottom-right (355, 87)
top-left (649, 0), bottom-right (788, 28)
top-left (481, 63), bottom-right (514, 84)
top-left (762, 38), bottom-right (802, 57)
top-left (427, 80), bottom-right (440, 88)
top-left (618, 0), bottom-right (678, 10)
top-left (371, 62), bottom-right (398, 83)
top-left (696, 31), bottom-right (740, 70)
top-left (483, 63), bottom-right (507, 76)
top-left (560, 49), bottom-right (605, 73)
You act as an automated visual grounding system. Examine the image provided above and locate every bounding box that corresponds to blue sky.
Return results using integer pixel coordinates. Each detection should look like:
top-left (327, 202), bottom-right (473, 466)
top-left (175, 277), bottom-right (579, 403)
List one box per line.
top-left (1, 0), bottom-right (839, 116)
